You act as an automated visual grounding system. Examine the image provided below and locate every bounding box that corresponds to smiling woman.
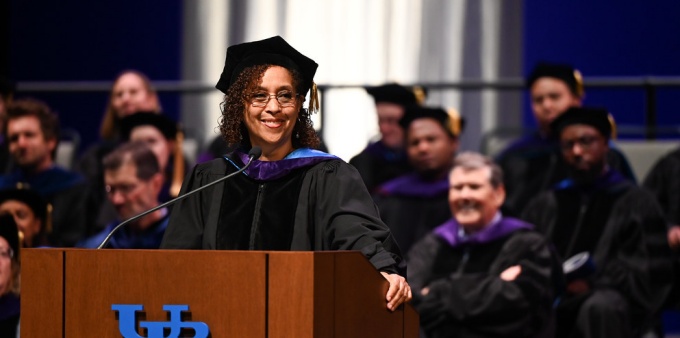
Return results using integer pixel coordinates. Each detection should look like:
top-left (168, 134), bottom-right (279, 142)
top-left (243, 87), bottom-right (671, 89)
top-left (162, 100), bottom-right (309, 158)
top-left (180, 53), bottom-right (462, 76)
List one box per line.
top-left (161, 36), bottom-right (412, 312)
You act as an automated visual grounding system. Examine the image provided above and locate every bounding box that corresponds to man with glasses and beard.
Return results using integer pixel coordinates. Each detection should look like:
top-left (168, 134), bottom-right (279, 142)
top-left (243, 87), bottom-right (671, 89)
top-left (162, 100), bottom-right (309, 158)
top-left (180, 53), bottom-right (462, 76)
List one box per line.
top-left (521, 107), bottom-right (672, 338)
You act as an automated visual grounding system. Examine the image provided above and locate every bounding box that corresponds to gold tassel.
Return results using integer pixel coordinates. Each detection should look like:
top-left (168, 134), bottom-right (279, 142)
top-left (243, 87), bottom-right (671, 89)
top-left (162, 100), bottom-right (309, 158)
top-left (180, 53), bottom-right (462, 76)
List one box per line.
top-left (607, 113), bottom-right (617, 140)
top-left (413, 86), bottom-right (427, 105)
top-left (308, 82), bottom-right (320, 114)
top-left (574, 69), bottom-right (585, 98)
top-left (447, 108), bottom-right (461, 137)
top-left (46, 203), bottom-right (53, 234)
top-left (170, 128), bottom-right (185, 198)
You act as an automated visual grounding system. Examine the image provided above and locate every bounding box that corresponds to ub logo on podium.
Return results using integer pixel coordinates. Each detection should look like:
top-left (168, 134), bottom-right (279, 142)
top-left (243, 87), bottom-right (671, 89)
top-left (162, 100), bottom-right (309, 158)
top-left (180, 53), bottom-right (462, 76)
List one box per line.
top-left (112, 304), bottom-right (210, 338)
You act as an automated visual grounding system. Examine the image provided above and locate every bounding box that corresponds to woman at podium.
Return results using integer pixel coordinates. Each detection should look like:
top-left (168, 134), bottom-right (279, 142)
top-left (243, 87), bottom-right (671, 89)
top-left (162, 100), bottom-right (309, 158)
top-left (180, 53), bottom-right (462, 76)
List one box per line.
top-left (160, 36), bottom-right (411, 311)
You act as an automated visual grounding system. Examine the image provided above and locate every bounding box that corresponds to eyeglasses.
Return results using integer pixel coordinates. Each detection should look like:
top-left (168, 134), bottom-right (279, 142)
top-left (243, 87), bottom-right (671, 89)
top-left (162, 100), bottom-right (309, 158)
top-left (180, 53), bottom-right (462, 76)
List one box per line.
top-left (560, 135), bottom-right (601, 152)
top-left (249, 91), bottom-right (299, 107)
top-left (105, 183), bottom-right (139, 196)
top-left (0, 248), bottom-right (14, 260)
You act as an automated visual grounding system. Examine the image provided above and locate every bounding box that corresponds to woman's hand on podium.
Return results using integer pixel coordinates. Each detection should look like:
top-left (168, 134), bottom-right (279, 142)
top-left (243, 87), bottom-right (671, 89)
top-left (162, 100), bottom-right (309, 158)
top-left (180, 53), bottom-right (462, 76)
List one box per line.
top-left (381, 272), bottom-right (412, 311)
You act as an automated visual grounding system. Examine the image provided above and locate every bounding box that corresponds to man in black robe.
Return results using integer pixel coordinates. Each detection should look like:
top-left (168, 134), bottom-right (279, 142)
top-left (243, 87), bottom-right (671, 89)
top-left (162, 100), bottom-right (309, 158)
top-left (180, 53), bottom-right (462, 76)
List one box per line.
top-left (496, 62), bottom-right (636, 217)
top-left (0, 99), bottom-right (91, 247)
top-left (522, 107), bottom-right (673, 337)
top-left (373, 106), bottom-right (462, 256)
top-left (349, 83), bottom-right (422, 193)
top-left (409, 152), bottom-right (558, 338)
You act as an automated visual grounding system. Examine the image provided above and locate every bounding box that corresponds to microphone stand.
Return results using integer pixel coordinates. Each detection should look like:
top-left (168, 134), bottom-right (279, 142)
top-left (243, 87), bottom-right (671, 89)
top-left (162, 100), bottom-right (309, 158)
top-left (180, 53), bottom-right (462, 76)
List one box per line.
top-left (97, 149), bottom-right (261, 249)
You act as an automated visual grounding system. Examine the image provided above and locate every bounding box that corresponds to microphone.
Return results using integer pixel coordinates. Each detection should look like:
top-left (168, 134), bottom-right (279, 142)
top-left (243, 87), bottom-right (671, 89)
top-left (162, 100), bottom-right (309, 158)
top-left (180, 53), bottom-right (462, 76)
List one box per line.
top-left (97, 146), bottom-right (262, 249)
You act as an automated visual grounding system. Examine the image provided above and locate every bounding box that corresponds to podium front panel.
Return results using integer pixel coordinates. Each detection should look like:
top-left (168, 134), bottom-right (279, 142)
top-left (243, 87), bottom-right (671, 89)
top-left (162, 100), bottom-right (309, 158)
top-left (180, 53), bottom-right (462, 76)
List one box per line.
top-left (64, 249), bottom-right (267, 337)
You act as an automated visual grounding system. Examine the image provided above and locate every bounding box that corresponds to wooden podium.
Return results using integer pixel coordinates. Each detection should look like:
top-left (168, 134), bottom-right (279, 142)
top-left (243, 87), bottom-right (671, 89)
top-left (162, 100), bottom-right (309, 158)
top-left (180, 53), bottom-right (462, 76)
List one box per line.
top-left (21, 249), bottom-right (419, 337)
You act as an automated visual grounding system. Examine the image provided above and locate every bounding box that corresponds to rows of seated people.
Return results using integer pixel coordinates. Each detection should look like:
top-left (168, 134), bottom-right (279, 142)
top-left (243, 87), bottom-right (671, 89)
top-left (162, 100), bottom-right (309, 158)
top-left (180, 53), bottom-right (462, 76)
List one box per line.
top-left (352, 67), bottom-right (678, 337)
top-left (0, 61), bottom-right (678, 337)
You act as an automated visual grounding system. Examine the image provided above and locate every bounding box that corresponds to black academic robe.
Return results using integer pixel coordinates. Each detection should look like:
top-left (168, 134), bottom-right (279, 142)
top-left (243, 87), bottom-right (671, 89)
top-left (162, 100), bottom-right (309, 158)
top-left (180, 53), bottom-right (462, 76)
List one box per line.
top-left (642, 146), bottom-right (680, 308)
top-left (160, 152), bottom-right (403, 273)
top-left (643, 147), bottom-right (680, 224)
top-left (349, 141), bottom-right (411, 193)
top-left (496, 133), bottom-right (636, 217)
top-left (372, 173), bottom-right (451, 256)
top-left (408, 227), bottom-right (556, 338)
top-left (522, 171), bottom-right (673, 335)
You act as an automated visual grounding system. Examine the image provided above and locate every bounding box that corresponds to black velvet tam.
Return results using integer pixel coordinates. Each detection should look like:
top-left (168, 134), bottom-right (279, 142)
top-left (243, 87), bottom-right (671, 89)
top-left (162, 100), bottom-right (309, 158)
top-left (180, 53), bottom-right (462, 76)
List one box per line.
top-left (527, 62), bottom-right (583, 96)
top-left (215, 36), bottom-right (318, 96)
top-left (551, 106), bottom-right (612, 139)
top-left (120, 112), bottom-right (178, 141)
top-left (399, 106), bottom-right (465, 137)
top-left (366, 83), bottom-right (418, 106)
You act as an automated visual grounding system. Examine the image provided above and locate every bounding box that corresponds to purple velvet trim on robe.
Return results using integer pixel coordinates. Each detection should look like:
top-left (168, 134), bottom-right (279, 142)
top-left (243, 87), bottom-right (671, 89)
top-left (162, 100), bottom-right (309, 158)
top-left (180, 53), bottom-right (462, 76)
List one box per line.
top-left (433, 215), bottom-right (533, 248)
top-left (233, 148), bottom-right (339, 181)
top-left (377, 173), bottom-right (449, 198)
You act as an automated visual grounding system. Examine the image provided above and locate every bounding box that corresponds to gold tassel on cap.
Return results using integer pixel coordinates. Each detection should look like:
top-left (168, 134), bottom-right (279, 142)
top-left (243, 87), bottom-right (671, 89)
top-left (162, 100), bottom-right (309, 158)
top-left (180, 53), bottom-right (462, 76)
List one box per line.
top-left (308, 82), bottom-right (320, 114)
top-left (607, 113), bottom-right (617, 140)
top-left (170, 128), bottom-right (185, 198)
top-left (413, 86), bottom-right (427, 105)
top-left (46, 203), bottom-right (53, 234)
top-left (574, 69), bottom-right (585, 98)
top-left (447, 108), bottom-right (462, 137)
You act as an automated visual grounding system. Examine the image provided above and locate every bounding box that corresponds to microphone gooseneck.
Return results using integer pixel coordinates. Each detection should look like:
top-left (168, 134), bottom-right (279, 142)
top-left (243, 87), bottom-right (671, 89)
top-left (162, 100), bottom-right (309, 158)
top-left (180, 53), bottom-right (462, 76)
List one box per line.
top-left (96, 147), bottom-right (262, 249)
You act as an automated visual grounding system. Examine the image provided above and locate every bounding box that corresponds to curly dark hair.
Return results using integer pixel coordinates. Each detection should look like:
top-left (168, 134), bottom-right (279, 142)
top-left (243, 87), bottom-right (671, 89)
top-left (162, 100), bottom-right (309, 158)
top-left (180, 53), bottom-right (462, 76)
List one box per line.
top-left (218, 64), bottom-right (319, 150)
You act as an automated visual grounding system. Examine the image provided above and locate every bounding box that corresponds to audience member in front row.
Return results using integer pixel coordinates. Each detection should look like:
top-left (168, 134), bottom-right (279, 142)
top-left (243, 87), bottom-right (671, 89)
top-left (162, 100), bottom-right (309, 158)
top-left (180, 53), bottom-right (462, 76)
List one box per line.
top-left (0, 99), bottom-right (90, 247)
top-left (160, 35), bottom-right (410, 311)
top-left (119, 112), bottom-right (185, 201)
top-left (496, 62), bottom-right (636, 216)
top-left (78, 142), bottom-right (169, 249)
top-left (349, 83), bottom-right (423, 193)
top-left (0, 188), bottom-right (49, 248)
top-left (408, 152), bottom-right (558, 338)
top-left (521, 107), bottom-right (673, 338)
top-left (373, 106), bottom-right (462, 255)
top-left (0, 214), bottom-right (20, 337)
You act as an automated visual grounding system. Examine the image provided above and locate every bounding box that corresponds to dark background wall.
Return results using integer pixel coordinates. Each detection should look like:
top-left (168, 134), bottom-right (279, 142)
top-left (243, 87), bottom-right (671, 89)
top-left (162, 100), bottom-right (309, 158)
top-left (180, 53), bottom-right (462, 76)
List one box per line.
top-left (6, 1), bottom-right (680, 151)
top-left (7, 0), bottom-right (182, 149)
top-left (523, 0), bottom-right (680, 133)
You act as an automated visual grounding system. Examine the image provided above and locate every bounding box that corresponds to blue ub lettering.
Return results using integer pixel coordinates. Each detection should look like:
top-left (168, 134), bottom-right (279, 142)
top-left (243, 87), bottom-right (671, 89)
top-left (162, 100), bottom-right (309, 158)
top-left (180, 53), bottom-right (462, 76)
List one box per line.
top-left (112, 304), bottom-right (210, 338)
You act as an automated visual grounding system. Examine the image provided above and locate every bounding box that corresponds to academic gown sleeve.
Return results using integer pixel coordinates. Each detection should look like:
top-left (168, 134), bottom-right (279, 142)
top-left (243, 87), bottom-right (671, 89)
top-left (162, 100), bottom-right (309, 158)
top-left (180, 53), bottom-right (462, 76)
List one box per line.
top-left (643, 149), bottom-right (680, 224)
top-left (160, 161), bottom-right (220, 249)
top-left (408, 231), bottom-right (555, 338)
top-left (305, 160), bottom-right (404, 274)
top-left (595, 189), bottom-right (671, 319)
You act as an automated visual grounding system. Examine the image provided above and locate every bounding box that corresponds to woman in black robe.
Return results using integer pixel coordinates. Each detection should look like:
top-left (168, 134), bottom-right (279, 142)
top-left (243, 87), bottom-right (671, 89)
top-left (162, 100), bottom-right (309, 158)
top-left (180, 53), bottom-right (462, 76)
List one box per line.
top-left (160, 36), bottom-right (411, 311)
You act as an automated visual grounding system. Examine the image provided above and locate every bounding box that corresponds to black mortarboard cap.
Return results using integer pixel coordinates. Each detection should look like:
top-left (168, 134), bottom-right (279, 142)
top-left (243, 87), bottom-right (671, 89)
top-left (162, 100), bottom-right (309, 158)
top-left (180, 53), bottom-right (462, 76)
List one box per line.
top-left (366, 83), bottom-right (419, 106)
top-left (399, 106), bottom-right (465, 137)
top-left (550, 107), bottom-right (613, 139)
top-left (0, 188), bottom-right (48, 224)
top-left (120, 112), bottom-right (178, 141)
top-left (527, 62), bottom-right (584, 97)
top-left (0, 214), bottom-right (19, 261)
top-left (215, 36), bottom-right (318, 97)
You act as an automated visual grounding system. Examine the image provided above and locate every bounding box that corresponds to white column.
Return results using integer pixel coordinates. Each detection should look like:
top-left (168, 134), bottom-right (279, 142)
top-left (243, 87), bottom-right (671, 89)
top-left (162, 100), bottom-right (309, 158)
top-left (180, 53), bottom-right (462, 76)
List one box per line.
top-left (181, 0), bottom-right (230, 149)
